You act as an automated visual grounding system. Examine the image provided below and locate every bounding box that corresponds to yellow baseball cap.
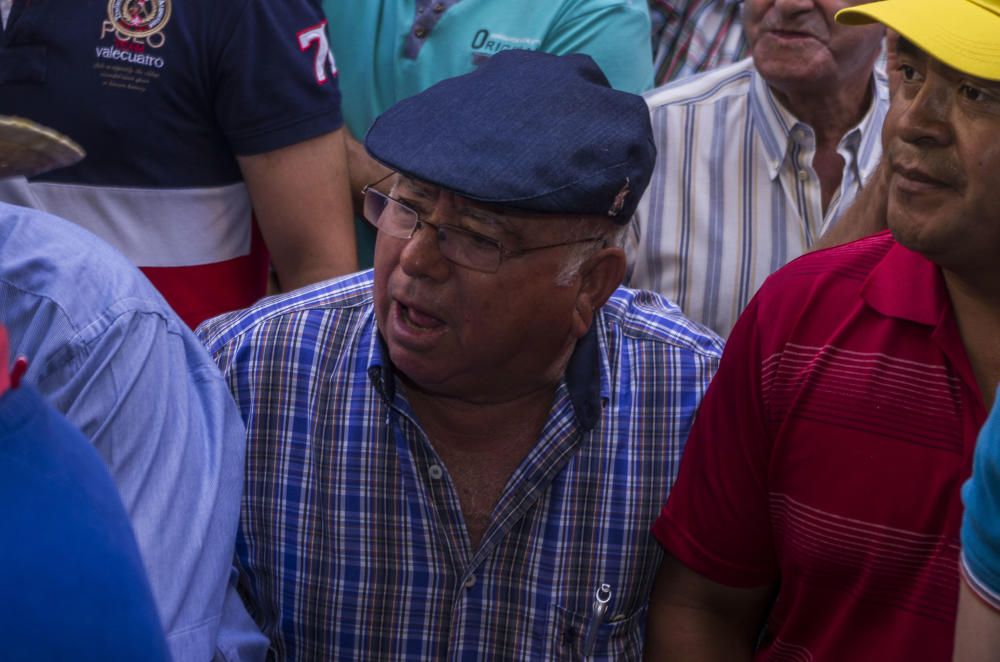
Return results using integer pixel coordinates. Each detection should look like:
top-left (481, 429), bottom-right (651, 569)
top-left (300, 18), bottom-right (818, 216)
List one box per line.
top-left (837, 0), bottom-right (1000, 81)
top-left (0, 116), bottom-right (85, 178)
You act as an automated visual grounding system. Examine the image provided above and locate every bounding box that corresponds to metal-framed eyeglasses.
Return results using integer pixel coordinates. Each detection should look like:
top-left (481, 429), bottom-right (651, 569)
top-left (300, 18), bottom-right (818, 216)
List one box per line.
top-left (362, 184), bottom-right (607, 273)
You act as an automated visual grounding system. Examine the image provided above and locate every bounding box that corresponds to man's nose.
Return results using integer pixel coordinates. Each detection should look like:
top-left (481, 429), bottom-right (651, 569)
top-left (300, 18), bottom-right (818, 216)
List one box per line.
top-left (893, 73), bottom-right (954, 147)
top-left (399, 217), bottom-right (451, 282)
top-left (772, 0), bottom-right (816, 18)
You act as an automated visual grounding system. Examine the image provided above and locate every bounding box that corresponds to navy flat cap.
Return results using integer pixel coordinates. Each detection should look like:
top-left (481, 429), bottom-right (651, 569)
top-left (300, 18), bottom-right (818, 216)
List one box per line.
top-left (364, 49), bottom-right (656, 223)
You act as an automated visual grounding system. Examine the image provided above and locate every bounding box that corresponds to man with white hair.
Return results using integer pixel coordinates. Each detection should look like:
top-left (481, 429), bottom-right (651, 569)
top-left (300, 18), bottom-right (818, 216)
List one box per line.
top-left (631, 0), bottom-right (889, 336)
top-left (199, 49), bottom-right (722, 659)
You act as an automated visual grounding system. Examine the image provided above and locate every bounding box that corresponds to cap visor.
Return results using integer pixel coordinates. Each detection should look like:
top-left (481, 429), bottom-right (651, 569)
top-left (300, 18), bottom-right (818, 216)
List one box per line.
top-left (837, 0), bottom-right (1000, 81)
top-left (0, 116), bottom-right (85, 178)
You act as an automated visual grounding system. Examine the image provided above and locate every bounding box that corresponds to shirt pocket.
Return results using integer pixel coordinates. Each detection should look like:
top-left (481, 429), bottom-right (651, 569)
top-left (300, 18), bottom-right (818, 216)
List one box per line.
top-left (546, 603), bottom-right (646, 661)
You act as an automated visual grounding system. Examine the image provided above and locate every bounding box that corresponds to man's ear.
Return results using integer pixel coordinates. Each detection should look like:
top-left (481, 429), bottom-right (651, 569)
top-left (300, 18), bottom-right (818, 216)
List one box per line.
top-left (570, 246), bottom-right (627, 338)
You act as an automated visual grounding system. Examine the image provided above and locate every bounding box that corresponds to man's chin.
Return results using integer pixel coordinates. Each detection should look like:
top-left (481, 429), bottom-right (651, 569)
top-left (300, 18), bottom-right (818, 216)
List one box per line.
top-left (887, 212), bottom-right (949, 263)
top-left (388, 346), bottom-right (452, 388)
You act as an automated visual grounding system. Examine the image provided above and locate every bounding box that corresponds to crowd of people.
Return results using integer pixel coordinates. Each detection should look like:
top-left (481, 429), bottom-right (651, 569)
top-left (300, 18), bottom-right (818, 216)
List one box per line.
top-left (1, 0), bottom-right (998, 659)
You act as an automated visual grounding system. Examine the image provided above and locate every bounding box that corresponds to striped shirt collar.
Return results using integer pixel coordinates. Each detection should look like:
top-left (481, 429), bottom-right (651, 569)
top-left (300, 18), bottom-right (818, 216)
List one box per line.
top-left (749, 66), bottom-right (889, 183)
top-left (366, 314), bottom-right (609, 431)
top-left (653, 0), bottom-right (741, 19)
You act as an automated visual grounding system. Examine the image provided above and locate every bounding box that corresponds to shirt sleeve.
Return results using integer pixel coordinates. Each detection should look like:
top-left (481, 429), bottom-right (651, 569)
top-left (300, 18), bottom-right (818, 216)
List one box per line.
top-left (651, 297), bottom-right (780, 588)
top-left (541, 0), bottom-right (655, 94)
top-left (213, 0), bottom-right (344, 155)
top-left (36, 307), bottom-right (262, 661)
top-left (961, 399), bottom-right (1000, 611)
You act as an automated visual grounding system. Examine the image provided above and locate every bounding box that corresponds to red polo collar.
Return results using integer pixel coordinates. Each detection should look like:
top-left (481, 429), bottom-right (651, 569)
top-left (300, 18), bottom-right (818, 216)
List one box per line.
top-left (862, 233), bottom-right (986, 421)
top-left (862, 237), bottom-right (949, 327)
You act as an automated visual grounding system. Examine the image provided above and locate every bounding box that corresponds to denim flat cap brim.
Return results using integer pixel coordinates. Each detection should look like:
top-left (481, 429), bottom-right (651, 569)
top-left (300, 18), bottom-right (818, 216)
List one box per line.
top-left (364, 49), bottom-right (656, 223)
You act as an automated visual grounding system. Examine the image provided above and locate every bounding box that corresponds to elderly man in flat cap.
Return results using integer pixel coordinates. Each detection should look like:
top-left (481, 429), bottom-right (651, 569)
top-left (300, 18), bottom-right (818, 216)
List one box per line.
top-left (198, 49), bottom-right (723, 660)
top-left (643, 0), bottom-right (1000, 659)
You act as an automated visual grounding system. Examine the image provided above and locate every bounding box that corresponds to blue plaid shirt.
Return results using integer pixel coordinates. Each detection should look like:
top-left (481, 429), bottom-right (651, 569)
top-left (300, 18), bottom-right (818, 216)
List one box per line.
top-left (198, 270), bottom-right (722, 660)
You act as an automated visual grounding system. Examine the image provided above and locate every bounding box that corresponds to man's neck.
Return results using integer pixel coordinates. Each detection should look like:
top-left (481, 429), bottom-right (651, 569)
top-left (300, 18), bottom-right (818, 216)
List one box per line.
top-left (401, 378), bottom-right (562, 550)
top-left (769, 74), bottom-right (875, 148)
top-left (943, 269), bottom-right (1000, 411)
top-left (402, 377), bottom-right (559, 453)
top-left (769, 73), bottom-right (875, 212)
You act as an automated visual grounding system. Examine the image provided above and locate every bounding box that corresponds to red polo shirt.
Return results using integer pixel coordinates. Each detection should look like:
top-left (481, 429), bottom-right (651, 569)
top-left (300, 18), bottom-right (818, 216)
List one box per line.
top-left (654, 231), bottom-right (987, 660)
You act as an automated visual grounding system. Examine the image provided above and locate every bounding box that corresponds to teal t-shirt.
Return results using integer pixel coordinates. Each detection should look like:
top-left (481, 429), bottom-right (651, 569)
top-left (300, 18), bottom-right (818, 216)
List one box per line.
top-left (324, 0), bottom-right (655, 267)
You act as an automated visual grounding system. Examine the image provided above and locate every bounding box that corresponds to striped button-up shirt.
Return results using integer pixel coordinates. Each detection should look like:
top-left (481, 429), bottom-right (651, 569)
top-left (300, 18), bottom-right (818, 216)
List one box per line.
top-left (630, 58), bottom-right (889, 337)
top-left (197, 270), bottom-right (722, 660)
top-left (649, 0), bottom-right (748, 85)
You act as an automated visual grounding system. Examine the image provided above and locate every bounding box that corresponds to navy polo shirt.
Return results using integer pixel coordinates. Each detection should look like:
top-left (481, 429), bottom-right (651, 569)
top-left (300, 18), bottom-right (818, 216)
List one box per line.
top-left (0, 0), bottom-right (344, 326)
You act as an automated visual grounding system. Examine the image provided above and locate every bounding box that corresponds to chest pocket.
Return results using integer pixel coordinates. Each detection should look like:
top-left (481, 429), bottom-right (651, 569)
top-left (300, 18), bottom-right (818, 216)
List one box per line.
top-left (536, 603), bottom-right (646, 661)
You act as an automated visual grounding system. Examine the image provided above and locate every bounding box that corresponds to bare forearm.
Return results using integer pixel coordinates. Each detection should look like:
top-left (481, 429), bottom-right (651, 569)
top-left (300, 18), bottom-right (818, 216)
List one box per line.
top-left (644, 606), bottom-right (757, 661)
top-left (643, 555), bottom-right (771, 661)
top-left (238, 129), bottom-right (358, 291)
top-left (954, 579), bottom-right (1000, 662)
top-left (345, 130), bottom-right (392, 214)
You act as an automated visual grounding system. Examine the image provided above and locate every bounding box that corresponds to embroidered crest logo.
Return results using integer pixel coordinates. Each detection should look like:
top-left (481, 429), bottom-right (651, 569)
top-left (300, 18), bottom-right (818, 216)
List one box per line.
top-left (107, 0), bottom-right (171, 39)
top-left (608, 178), bottom-right (630, 217)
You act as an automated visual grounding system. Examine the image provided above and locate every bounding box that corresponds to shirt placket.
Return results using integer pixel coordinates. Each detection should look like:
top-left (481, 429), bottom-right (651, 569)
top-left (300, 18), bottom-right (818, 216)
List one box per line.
top-left (404, 0), bottom-right (461, 59)
top-left (379, 399), bottom-right (467, 658)
top-left (825, 130), bottom-right (863, 230)
top-left (452, 392), bottom-right (584, 657)
top-left (392, 385), bottom-right (585, 658)
top-left (782, 123), bottom-right (822, 249)
top-left (391, 405), bottom-right (470, 562)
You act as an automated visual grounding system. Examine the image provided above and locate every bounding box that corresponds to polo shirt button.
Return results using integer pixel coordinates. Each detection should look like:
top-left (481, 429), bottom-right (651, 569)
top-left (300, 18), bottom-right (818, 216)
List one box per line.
top-left (428, 464), bottom-right (444, 480)
top-left (798, 170), bottom-right (808, 182)
top-left (433, 2), bottom-right (445, 11)
top-left (463, 574), bottom-right (477, 589)
top-left (414, 27), bottom-right (427, 38)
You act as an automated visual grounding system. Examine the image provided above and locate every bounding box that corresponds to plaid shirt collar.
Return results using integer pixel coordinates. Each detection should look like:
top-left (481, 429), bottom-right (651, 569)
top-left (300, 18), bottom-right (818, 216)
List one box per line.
top-left (367, 318), bottom-right (609, 431)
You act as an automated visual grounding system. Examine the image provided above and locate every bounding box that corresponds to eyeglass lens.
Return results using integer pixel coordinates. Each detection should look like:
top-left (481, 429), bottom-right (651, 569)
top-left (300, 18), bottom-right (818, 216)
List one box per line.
top-left (363, 189), bottom-right (502, 272)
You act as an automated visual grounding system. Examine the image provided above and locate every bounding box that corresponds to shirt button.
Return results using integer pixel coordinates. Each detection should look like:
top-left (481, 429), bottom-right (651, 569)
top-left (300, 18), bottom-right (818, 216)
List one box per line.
top-left (428, 464), bottom-right (444, 480)
top-left (798, 170), bottom-right (809, 181)
top-left (414, 27), bottom-right (427, 38)
top-left (794, 128), bottom-right (806, 142)
top-left (463, 574), bottom-right (477, 589)
top-left (433, 2), bottom-right (445, 10)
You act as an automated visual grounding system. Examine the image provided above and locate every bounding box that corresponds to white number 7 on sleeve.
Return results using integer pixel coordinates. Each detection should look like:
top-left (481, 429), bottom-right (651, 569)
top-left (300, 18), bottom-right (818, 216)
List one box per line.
top-left (297, 21), bottom-right (338, 85)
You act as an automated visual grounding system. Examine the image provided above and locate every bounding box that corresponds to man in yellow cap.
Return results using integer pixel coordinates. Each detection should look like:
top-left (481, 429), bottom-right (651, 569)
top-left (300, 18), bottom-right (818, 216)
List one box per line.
top-left (643, 0), bottom-right (1000, 659)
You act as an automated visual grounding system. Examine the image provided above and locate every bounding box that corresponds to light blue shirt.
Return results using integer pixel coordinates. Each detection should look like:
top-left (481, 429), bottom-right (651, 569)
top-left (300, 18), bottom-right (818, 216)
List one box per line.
top-left (0, 202), bottom-right (266, 661)
top-left (962, 395), bottom-right (1000, 610)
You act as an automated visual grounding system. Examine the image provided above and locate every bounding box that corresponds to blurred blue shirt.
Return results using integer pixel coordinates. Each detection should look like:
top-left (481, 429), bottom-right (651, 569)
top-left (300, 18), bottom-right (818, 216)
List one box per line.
top-left (962, 395), bottom-right (1000, 610)
top-left (0, 202), bottom-right (266, 661)
top-left (0, 383), bottom-right (170, 661)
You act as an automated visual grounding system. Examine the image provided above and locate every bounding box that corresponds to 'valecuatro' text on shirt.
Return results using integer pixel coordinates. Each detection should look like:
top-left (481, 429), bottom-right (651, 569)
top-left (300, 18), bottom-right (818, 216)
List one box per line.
top-left (95, 46), bottom-right (165, 69)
